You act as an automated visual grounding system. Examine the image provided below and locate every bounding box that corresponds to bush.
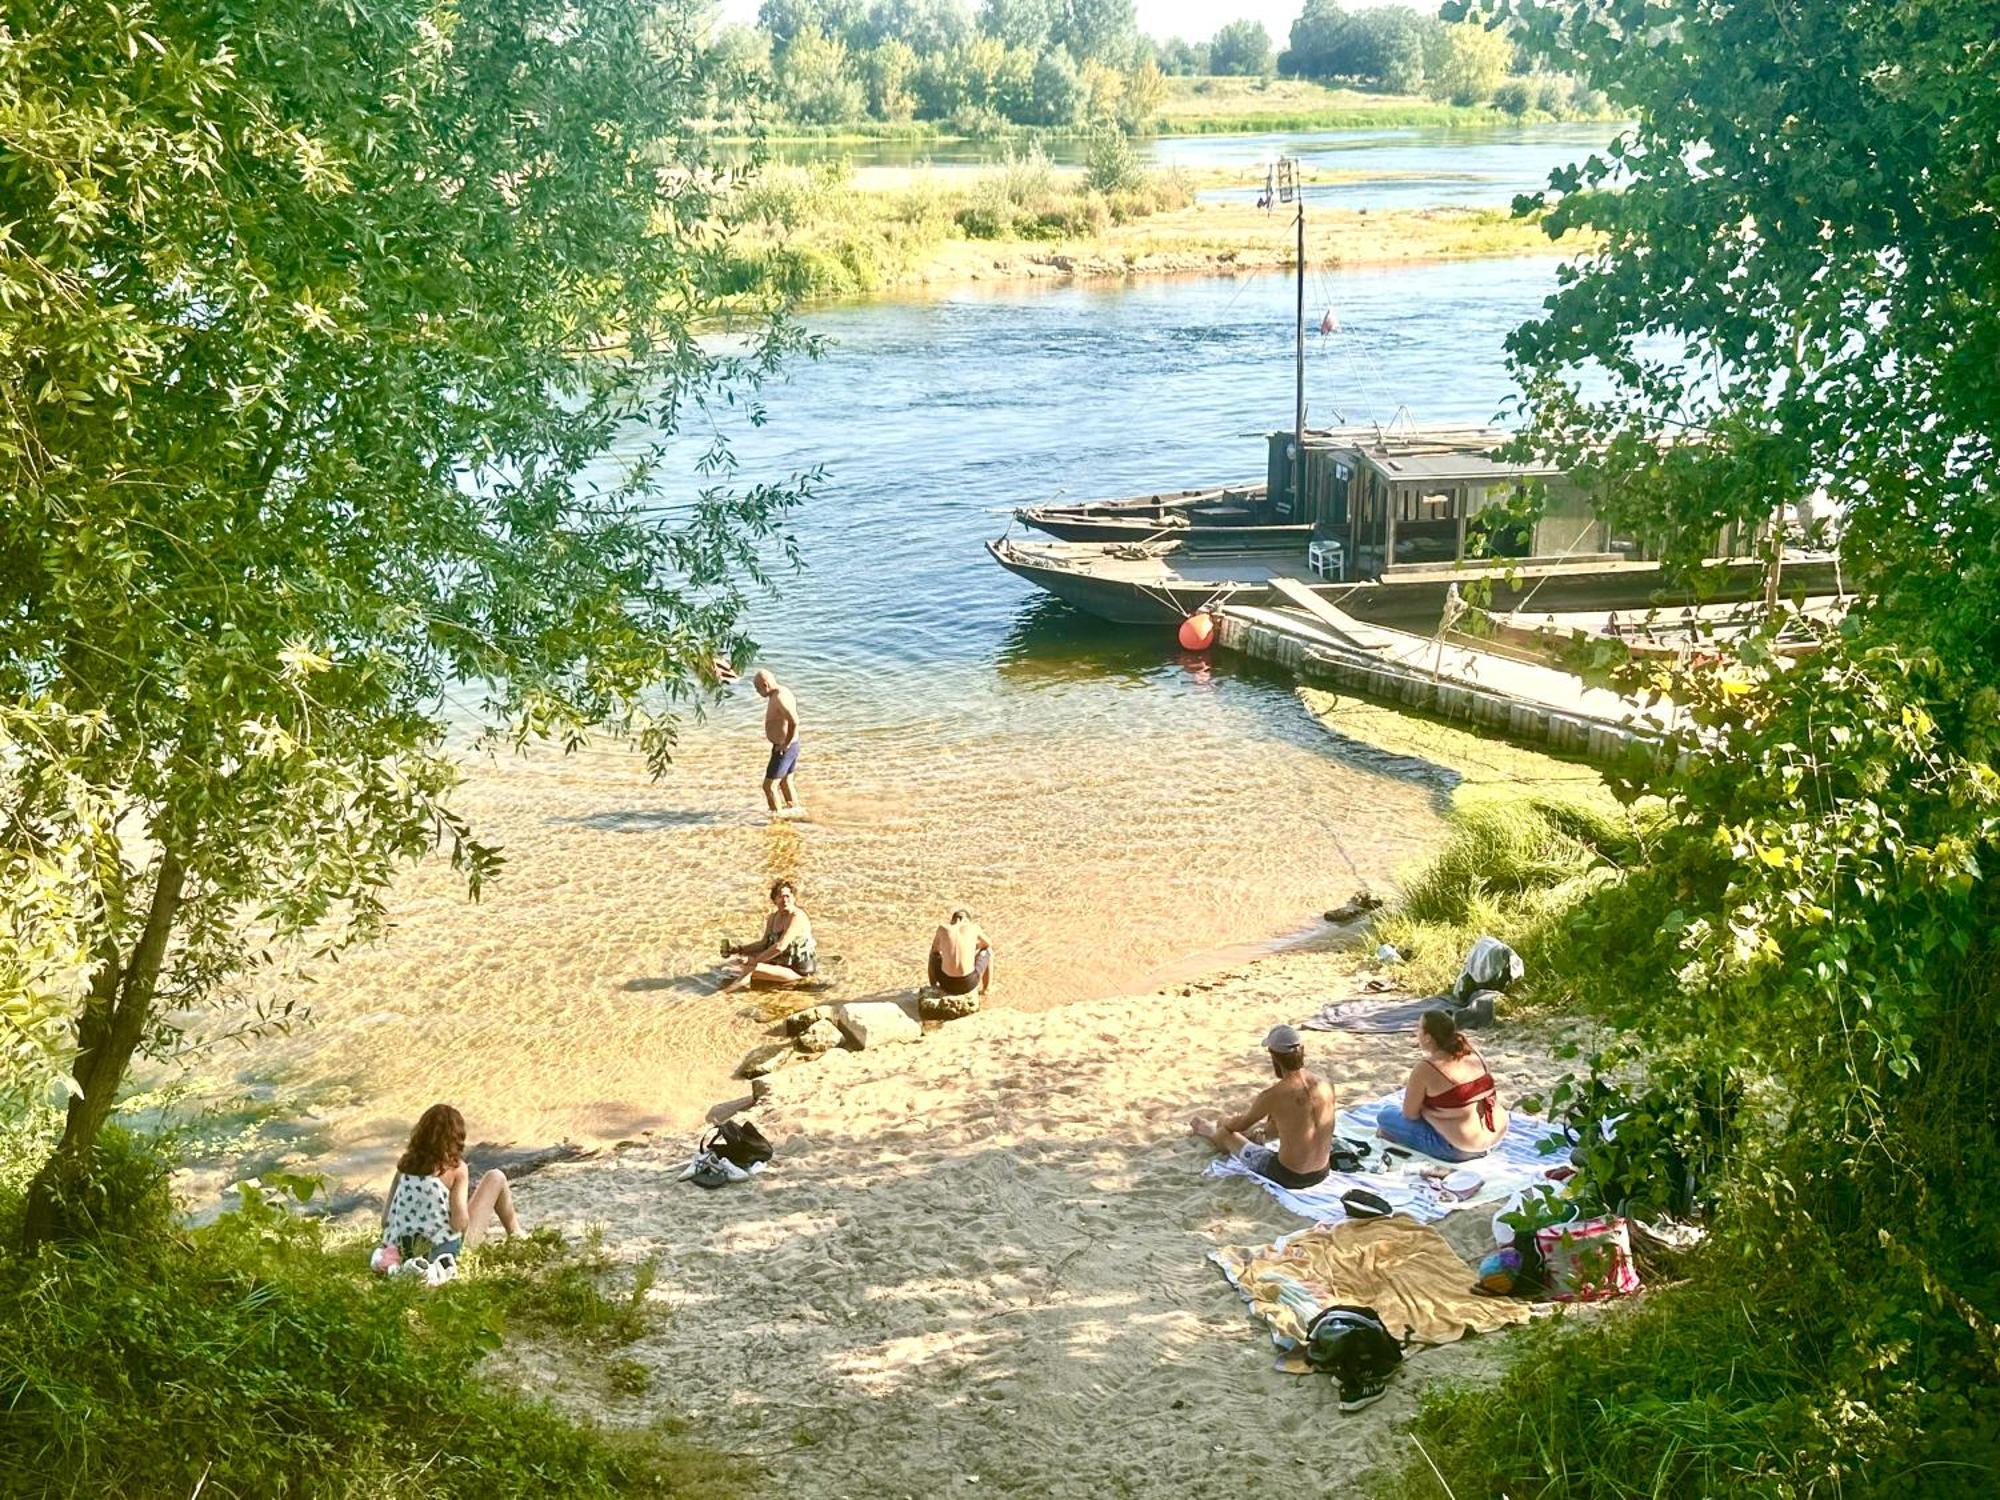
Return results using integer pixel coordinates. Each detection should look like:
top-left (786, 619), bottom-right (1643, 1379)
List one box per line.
top-left (1491, 78), bottom-right (1534, 117)
top-left (0, 1139), bottom-right (743, 1499)
top-left (1534, 75), bottom-right (1570, 116)
top-left (1083, 131), bottom-right (1144, 194)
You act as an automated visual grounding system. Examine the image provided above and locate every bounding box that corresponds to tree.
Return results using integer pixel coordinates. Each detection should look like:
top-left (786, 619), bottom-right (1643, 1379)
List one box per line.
top-left (1151, 36), bottom-right (1208, 76)
top-left (858, 0), bottom-right (972, 53)
top-left (1119, 56), bottom-right (1165, 133)
top-left (1208, 19), bottom-right (1273, 78)
top-left (1421, 18), bottom-right (1509, 104)
top-left (1057, 0), bottom-right (1139, 67)
top-left (1284, 0), bottom-right (1352, 78)
top-left (1424, 4), bottom-right (2000, 1474)
top-left (1, 0), bottom-right (813, 1245)
top-left (976, 0), bottom-right (1055, 52)
top-left (1026, 46), bottom-right (1083, 126)
top-left (865, 38), bottom-right (921, 119)
top-left (1076, 57), bottom-right (1126, 126)
top-left (780, 25), bottom-right (868, 121)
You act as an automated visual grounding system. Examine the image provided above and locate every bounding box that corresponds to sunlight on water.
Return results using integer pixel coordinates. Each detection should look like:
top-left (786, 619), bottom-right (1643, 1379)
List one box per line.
top-left (233, 258), bottom-right (1565, 1171)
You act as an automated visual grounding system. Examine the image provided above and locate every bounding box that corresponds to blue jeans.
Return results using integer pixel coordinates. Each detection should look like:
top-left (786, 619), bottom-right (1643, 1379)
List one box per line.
top-left (1374, 1102), bottom-right (1488, 1163)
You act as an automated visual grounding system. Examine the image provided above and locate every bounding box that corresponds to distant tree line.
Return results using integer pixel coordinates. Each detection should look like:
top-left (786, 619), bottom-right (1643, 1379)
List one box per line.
top-left (1272, 1), bottom-right (1607, 113)
top-left (716, 0), bottom-right (1166, 133)
top-left (713, 2), bottom-right (1607, 134)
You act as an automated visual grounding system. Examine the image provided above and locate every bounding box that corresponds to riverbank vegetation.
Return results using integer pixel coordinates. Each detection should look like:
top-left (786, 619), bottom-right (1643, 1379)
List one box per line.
top-left (1371, 1), bottom-right (2000, 1493)
top-left (706, 1), bottom-right (1612, 140)
top-left (723, 151), bottom-right (1571, 301)
top-left (0, 1122), bottom-right (740, 1497)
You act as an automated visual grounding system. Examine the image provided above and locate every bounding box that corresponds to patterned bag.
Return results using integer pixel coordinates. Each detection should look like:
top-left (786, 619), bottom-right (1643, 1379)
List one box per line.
top-left (1535, 1215), bottom-right (1642, 1301)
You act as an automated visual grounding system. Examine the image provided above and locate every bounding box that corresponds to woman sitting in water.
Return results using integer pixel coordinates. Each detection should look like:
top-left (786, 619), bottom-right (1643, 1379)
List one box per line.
top-left (380, 1103), bottom-right (521, 1264)
top-left (1376, 1009), bottom-right (1510, 1163)
top-left (719, 878), bottom-right (816, 993)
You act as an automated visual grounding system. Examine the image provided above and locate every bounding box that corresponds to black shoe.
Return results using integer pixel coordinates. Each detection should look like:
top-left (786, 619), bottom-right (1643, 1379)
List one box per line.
top-left (1338, 1376), bottom-right (1389, 1413)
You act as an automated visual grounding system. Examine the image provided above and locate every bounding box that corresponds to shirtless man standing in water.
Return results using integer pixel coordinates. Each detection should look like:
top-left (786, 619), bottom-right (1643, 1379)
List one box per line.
top-left (1190, 1025), bottom-right (1337, 1190)
top-left (752, 669), bottom-right (801, 815)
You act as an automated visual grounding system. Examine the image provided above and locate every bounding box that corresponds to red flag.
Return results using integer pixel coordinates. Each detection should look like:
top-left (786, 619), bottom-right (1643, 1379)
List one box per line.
top-left (1319, 307), bottom-right (1338, 335)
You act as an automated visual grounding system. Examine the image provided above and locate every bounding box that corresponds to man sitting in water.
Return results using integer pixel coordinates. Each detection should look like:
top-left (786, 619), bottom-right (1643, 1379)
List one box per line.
top-left (928, 909), bottom-right (993, 997)
top-left (1190, 1025), bottom-right (1337, 1191)
top-left (752, 668), bottom-right (801, 816)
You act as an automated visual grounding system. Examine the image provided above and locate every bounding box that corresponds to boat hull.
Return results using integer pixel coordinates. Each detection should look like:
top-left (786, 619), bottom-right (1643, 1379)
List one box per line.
top-left (987, 538), bottom-right (1846, 633)
top-left (1021, 516), bottom-right (1314, 551)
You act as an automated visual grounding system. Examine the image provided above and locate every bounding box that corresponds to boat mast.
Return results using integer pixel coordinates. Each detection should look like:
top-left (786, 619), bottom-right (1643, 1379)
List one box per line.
top-left (1276, 156), bottom-right (1304, 518)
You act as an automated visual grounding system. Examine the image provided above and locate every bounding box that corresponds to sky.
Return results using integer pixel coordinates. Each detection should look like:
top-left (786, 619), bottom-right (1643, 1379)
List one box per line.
top-left (712, 3), bottom-right (1435, 45)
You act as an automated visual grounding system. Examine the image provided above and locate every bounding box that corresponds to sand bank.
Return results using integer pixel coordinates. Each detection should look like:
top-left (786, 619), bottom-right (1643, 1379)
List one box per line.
top-left (503, 940), bottom-right (1566, 1498)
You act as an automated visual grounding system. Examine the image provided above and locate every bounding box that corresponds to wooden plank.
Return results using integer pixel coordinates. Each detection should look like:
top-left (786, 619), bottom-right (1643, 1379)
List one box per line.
top-left (1269, 577), bottom-right (1384, 648)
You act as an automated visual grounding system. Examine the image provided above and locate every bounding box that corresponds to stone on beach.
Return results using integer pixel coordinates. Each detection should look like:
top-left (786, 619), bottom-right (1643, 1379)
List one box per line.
top-left (736, 1042), bottom-right (794, 1080)
top-left (834, 999), bottom-right (923, 1049)
top-left (918, 989), bottom-right (982, 1021)
top-left (794, 1017), bottom-right (844, 1054)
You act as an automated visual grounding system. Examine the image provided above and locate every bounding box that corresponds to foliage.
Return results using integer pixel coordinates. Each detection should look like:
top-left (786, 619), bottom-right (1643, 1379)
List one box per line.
top-left (1207, 19), bottom-right (1273, 79)
top-left (1492, 77), bottom-right (1535, 116)
top-left (1421, 18), bottom-right (1512, 105)
top-left (1377, 791), bottom-right (1636, 996)
top-left (1284, 2), bottom-right (1441, 89)
top-left (0, 1134), bottom-right (743, 1498)
top-left (780, 25), bottom-right (867, 123)
top-left (0, 0), bottom-right (815, 1242)
top-left (727, 0), bottom-right (1160, 133)
top-left (1083, 131), bottom-right (1143, 194)
top-left (1460, 0), bottom-right (2000, 642)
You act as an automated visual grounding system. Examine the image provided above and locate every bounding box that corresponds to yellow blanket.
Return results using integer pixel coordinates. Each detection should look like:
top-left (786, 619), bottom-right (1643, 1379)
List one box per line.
top-left (1211, 1215), bottom-right (1531, 1372)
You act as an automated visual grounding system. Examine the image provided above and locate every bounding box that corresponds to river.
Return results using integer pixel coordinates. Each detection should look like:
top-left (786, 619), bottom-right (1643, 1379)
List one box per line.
top-left (224, 145), bottom-right (1594, 1179)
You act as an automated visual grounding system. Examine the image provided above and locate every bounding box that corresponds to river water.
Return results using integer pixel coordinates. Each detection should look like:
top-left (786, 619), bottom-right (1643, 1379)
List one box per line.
top-left (775, 121), bottom-right (1616, 209)
top-left (231, 146), bottom-right (1593, 1173)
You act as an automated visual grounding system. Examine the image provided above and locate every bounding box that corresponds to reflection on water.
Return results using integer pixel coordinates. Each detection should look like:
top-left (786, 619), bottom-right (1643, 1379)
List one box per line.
top-left (238, 258), bottom-right (1565, 1171)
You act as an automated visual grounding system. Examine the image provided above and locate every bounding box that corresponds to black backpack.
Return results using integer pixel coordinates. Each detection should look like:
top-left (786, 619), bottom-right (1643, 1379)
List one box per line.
top-left (705, 1119), bottom-right (773, 1170)
top-left (1303, 1304), bottom-right (1404, 1384)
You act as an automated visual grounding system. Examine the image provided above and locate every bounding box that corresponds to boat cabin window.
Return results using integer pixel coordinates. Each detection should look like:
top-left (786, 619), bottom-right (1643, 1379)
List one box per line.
top-left (1390, 485), bottom-right (1462, 564)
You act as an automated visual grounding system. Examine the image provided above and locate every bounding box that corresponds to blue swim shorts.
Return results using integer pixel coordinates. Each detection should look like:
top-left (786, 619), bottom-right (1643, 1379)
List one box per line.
top-left (765, 740), bottom-right (801, 781)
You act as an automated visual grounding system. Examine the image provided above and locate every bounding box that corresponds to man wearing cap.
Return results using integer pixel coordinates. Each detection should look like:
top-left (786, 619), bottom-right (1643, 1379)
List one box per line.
top-left (1189, 1025), bottom-right (1337, 1190)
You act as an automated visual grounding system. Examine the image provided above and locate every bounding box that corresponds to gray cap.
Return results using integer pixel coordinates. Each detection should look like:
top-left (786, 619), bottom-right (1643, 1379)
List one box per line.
top-left (1263, 1024), bottom-right (1304, 1053)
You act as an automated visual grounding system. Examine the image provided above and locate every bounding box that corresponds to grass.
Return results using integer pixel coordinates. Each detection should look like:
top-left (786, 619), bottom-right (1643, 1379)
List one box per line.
top-left (1299, 687), bottom-right (1636, 996)
top-left (0, 1127), bottom-right (746, 1500)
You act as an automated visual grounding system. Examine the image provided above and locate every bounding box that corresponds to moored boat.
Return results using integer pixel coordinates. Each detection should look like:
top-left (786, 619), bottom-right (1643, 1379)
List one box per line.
top-left (1015, 482), bottom-right (1313, 551)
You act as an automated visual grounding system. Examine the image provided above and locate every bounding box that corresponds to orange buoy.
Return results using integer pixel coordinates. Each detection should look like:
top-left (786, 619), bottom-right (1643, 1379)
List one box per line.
top-left (1177, 611), bottom-right (1216, 651)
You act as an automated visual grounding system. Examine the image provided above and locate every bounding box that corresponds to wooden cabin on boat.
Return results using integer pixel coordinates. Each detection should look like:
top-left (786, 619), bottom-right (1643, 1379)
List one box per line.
top-left (1264, 426), bottom-right (1761, 580)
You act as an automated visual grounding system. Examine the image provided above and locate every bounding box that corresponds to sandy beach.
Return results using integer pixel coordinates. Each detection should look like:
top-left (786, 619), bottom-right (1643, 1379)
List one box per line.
top-left (502, 938), bottom-right (1566, 1499)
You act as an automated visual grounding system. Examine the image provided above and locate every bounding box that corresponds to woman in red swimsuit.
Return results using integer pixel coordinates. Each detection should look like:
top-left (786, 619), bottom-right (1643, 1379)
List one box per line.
top-left (1376, 1010), bottom-right (1511, 1162)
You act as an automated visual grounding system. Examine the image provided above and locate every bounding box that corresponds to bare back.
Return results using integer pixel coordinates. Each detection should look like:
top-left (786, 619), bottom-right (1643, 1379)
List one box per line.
top-left (933, 920), bottom-right (983, 977)
top-left (764, 686), bottom-right (798, 748)
top-left (1265, 1069), bottom-right (1337, 1175)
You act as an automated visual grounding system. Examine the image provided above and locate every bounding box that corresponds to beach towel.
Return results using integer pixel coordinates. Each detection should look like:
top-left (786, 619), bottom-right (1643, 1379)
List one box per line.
top-left (1205, 1091), bottom-right (1572, 1224)
top-left (1211, 1215), bottom-right (1533, 1373)
top-left (1299, 995), bottom-right (1439, 1034)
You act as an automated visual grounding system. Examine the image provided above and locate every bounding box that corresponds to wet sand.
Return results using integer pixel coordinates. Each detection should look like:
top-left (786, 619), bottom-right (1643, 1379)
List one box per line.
top-left (213, 691), bottom-right (1446, 1188)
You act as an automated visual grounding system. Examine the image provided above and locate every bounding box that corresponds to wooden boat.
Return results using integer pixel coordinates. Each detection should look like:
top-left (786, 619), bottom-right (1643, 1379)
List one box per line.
top-left (986, 534), bottom-right (1844, 630)
top-left (1015, 482), bottom-right (1314, 551)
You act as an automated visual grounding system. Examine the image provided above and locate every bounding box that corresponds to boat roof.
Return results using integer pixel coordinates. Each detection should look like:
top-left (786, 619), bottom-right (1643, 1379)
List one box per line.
top-left (1287, 424), bottom-right (1563, 483)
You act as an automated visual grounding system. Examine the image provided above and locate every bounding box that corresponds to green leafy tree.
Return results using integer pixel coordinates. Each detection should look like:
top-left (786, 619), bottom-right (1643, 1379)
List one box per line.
top-left (1385, 2), bottom-right (2000, 1488)
top-left (1281, 0), bottom-right (1350, 78)
top-left (0, 0), bottom-right (813, 1246)
top-left (1026, 46), bottom-right (1083, 126)
top-left (1208, 19), bottom-right (1273, 78)
top-left (1118, 55), bottom-right (1165, 133)
top-left (865, 37), bottom-right (921, 119)
top-left (858, 0), bottom-right (971, 53)
top-left (1056, 0), bottom-right (1138, 67)
top-left (976, 0), bottom-right (1056, 52)
top-left (780, 24), bottom-right (868, 122)
top-left (1422, 17), bottom-right (1510, 104)
top-left (1151, 36), bottom-right (1208, 76)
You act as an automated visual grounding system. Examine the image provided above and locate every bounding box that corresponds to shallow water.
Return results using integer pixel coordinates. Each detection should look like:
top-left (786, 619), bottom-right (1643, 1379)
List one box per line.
top-left (235, 258), bottom-right (1568, 1174)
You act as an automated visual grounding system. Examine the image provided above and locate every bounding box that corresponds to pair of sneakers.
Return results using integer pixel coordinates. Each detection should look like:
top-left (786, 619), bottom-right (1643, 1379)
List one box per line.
top-left (1337, 1374), bottom-right (1389, 1413)
top-left (678, 1150), bottom-right (755, 1190)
